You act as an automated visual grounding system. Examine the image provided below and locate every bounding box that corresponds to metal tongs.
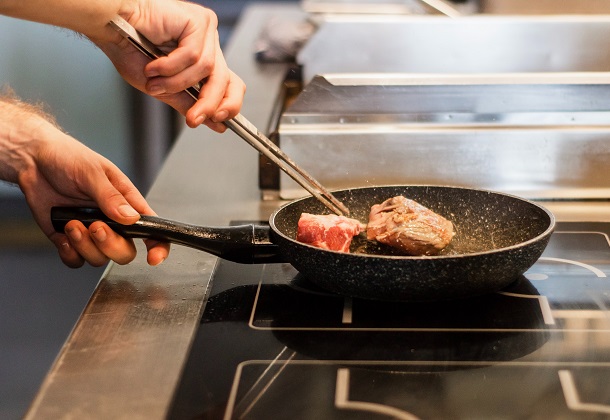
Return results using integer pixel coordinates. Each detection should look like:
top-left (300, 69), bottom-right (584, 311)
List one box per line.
top-left (109, 16), bottom-right (349, 216)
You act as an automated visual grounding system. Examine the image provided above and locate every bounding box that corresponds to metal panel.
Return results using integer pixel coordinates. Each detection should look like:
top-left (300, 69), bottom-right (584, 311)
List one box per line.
top-left (301, 0), bottom-right (433, 14)
top-left (278, 75), bottom-right (610, 199)
top-left (298, 16), bottom-right (610, 84)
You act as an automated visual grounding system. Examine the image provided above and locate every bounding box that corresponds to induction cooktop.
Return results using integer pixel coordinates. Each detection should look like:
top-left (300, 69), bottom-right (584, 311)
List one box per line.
top-left (169, 222), bottom-right (610, 419)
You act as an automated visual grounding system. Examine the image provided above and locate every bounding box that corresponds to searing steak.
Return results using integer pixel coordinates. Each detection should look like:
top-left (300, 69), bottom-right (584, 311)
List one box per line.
top-left (367, 196), bottom-right (454, 255)
top-left (297, 213), bottom-right (365, 253)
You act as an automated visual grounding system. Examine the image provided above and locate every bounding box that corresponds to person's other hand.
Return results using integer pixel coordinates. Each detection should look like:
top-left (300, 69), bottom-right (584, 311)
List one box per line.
top-left (1, 97), bottom-right (170, 268)
top-left (27, 127), bottom-right (170, 268)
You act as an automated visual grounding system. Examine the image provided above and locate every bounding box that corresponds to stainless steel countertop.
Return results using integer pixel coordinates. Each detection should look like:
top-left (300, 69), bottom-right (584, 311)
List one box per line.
top-left (26, 3), bottom-right (610, 419)
top-left (26, 4), bottom-right (304, 419)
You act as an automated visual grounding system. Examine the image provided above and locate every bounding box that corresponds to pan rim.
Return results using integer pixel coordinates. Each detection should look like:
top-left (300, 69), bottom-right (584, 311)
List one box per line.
top-left (269, 184), bottom-right (556, 260)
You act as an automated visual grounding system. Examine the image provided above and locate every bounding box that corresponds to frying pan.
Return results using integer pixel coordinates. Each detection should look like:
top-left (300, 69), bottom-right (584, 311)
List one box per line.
top-left (51, 186), bottom-right (555, 301)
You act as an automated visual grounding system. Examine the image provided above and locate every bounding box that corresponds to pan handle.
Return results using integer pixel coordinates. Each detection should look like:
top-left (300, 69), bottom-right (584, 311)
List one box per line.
top-left (51, 207), bottom-right (284, 264)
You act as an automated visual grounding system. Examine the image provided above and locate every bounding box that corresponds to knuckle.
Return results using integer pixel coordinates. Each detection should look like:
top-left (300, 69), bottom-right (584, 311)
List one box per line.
top-left (115, 255), bottom-right (136, 266)
top-left (205, 10), bottom-right (219, 28)
top-left (199, 60), bottom-right (213, 76)
top-left (184, 49), bottom-right (200, 67)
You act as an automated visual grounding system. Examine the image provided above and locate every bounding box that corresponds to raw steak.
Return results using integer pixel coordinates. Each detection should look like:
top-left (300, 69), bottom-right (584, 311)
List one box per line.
top-left (367, 196), bottom-right (455, 255)
top-left (296, 213), bottom-right (365, 253)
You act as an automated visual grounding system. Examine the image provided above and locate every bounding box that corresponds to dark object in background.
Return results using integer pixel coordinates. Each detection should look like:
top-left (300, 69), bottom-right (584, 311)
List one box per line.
top-left (255, 15), bottom-right (316, 62)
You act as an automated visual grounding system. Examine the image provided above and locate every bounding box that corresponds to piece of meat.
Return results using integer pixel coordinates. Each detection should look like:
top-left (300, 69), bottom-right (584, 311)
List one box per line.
top-left (367, 196), bottom-right (454, 255)
top-left (296, 213), bottom-right (365, 253)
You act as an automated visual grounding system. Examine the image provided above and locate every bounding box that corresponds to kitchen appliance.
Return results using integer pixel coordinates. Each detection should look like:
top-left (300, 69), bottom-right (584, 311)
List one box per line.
top-left (297, 16), bottom-right (610, 83)
top-left (273, 74), bottom-right (610, 201)
top-left (170, 221), bottom-right (610, 418)
top-left (263, 15), bottom-right (610, 201)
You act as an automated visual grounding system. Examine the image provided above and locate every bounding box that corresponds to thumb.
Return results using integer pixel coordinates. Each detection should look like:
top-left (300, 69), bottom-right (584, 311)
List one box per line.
top-left (78, 160), bottom-right (149, 225)
top-left (88, 181), bottom-right (142, 225)
top-left (100, 197), bottom-right (141, 225)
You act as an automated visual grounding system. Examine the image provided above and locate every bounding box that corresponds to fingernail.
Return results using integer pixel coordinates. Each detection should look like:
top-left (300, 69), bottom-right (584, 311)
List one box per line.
top-left (194, 115), bottom-right (206, 126)
top-left (148, 84), bottom-right (165, 95)
top-left (145, 68), bottom-right (160, 78)
top-left (152, 257), bottom-right (166, 267)
top-left (213, 110), bottom-right (228, 122)
top-left (66, 227), bottom-right (82, 242)
top-left (118, 204), bottom-right (139, 218)
top-left (92, 227), bottom-right (107, 242)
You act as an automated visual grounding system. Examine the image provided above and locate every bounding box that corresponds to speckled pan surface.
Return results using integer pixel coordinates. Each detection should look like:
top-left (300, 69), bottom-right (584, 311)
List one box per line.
top-left (269, 185), bottom-right (555, 301)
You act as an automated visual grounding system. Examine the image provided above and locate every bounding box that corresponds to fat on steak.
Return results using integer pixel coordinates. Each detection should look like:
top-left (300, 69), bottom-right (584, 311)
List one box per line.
top-left (367, 196), bottom-right (455, 255)
top-left (296, 213), bottom-right (365, 253)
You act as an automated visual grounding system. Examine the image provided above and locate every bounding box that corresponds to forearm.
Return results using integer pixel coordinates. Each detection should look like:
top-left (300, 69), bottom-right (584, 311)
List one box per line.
top-left (0, 94), bottom-right (57, 186)
top-left (0, 0), bottom-right (136, 41)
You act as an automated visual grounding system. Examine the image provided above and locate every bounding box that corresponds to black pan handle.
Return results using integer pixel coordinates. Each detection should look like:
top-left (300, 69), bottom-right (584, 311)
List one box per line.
top-left (51, 207), bottom-right (284, 264)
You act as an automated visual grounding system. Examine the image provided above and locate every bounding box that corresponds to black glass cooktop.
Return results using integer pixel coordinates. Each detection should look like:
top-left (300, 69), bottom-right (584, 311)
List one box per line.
top-left (170, 222), bottom-right (610, 419)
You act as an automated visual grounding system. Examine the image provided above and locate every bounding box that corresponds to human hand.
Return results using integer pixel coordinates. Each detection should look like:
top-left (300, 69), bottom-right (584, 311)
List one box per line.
top-left (94, 0), bottom-right (246, 133)
top-left (0, 96), bottom-right (170, 268)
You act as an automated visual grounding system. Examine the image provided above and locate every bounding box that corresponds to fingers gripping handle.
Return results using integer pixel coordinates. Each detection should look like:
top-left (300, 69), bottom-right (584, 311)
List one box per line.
top-left (51, 207), bottom-right (283, 264)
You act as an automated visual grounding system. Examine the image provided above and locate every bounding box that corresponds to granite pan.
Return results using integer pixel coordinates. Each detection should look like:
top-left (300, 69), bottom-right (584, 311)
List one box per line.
top-left (51, 186), bottom-right (555, 301)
